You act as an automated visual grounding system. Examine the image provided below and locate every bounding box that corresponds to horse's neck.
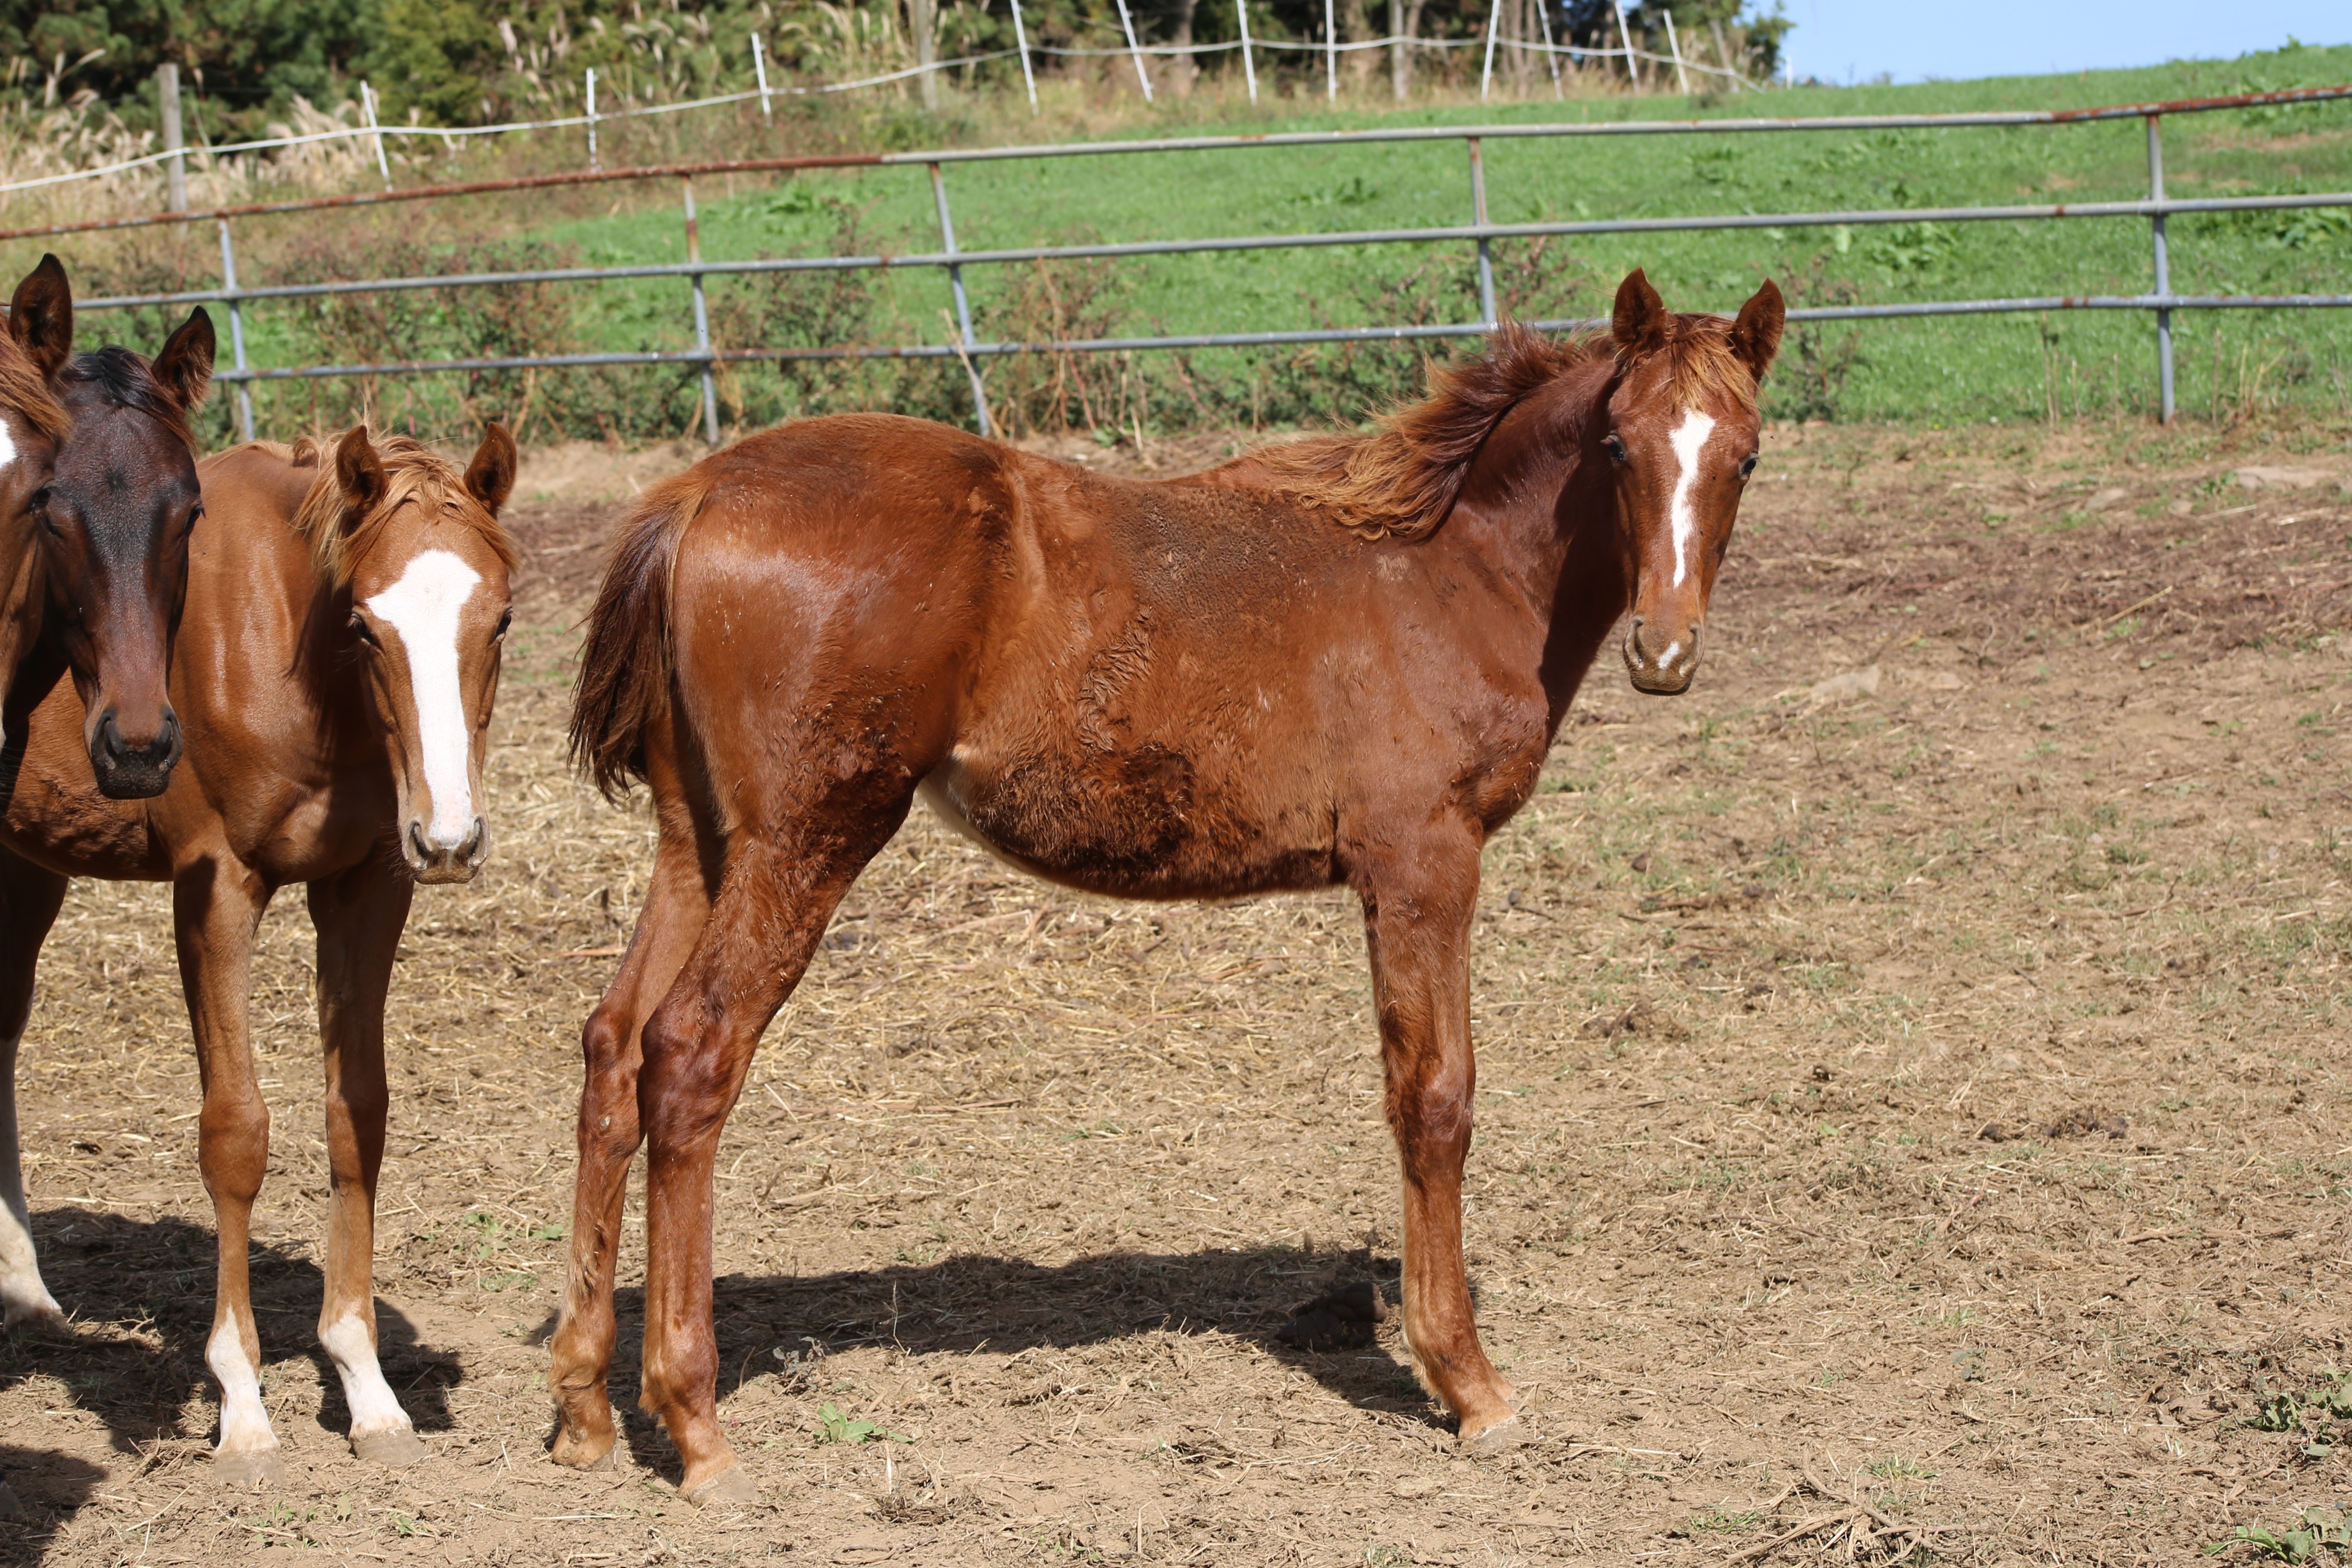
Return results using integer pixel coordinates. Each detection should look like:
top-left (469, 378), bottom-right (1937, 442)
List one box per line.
top-left (1439, 380), bottom-right (1627, 733)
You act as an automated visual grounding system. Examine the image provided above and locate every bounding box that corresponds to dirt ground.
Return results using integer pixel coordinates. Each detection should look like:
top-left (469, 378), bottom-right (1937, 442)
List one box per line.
top-left (2, 414), bottom-right (2348, 1567)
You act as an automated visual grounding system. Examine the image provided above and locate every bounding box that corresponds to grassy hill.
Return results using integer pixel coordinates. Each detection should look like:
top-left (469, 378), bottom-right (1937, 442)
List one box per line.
top-left (59, 40), bottom-right (2352, 442)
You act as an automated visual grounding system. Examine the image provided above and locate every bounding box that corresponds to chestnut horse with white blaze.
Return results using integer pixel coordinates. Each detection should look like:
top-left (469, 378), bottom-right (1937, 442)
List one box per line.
top-left (0, 426), bottom-right (517, 1484)
top-left (557, 270), bottom-right (1782, 1503)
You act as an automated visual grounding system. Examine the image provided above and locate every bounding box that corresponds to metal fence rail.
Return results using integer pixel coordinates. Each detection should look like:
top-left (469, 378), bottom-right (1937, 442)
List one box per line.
top-left (30, 82), bottom-right (2352, 440)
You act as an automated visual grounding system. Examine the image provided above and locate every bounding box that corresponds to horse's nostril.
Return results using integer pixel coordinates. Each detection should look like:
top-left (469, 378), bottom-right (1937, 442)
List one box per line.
top-left (408, 821), bottom-right (431, 863)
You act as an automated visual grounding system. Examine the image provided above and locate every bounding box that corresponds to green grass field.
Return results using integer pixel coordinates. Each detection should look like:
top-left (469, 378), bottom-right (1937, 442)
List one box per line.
top-left (111, 41), bottom-right (2352, 438)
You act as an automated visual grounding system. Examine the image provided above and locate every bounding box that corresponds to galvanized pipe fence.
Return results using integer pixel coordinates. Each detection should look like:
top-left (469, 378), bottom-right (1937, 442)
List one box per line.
top-left (16, 83), bottom-right (2352, 441)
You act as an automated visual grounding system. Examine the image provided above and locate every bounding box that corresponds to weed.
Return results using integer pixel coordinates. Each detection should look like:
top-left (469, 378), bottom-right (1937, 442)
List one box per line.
top-left (814, 1400), bottom-right (910, 1446)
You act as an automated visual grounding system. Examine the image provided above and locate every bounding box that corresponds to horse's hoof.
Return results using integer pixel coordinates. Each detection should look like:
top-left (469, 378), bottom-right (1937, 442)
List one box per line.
top-left (215, 1448), bottom-right (285, 1489)
top-left (684, 1465), bottom-right (760, 1509)
top-left (550, 1426), bottom-right (618, 1470)
top-left (351, 1426), bottom-right (428, 1467)
top-left (2, 1295), bottom-right (66, 1332)
top-left (1458, 1412), bottom-right (1531, 1452)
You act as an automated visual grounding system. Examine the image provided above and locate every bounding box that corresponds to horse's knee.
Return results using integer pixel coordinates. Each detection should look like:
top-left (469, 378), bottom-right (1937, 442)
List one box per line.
top-left (577, 1004), bottom-right (645, 1148)
top-left (197, 1096), bottom-right (270, 1197)
top-left (637, 1001), bottom-right (732, 1150)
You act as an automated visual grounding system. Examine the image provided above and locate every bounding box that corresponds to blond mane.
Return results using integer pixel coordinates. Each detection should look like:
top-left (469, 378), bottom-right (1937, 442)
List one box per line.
top-left (1245, 316), bottom-right (1758, 542)
top-left (285, 431), bottom-right (517, 589)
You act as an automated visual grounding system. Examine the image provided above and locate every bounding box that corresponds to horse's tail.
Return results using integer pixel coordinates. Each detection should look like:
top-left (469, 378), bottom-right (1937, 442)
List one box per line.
top-left (570, 470), bottom-right (714, 801)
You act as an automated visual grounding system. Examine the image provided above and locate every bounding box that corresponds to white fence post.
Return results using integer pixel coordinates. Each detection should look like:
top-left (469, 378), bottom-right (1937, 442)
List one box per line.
top-left (360, 80), bottom-right (392, 190)
top-left (1535, 0), bottom-right (1562, 99)
top-left (752, 34), bottom-right (772, 117)
top-left (585, 69), bottom-right (599, 171)
top-left (1480, 0), bottom-right (1503, 101)
top-left (1112, 0), bottom-right (1154, 101)
top-left (1237, 0), bottom-right (1258, 104)
top-left (1325, 0), bottom-right (1338, 102)
top-left (1009, 0), bottom-right (1039, 113)
top-left (1661, 9), bottom-right (1689, 94)
top-left (1615, 2), bottom-right (1641, 93)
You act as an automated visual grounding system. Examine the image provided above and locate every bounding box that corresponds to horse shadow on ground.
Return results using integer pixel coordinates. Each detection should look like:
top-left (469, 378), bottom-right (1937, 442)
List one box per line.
top-left (0, 1206), bottom-right (464, 1550)
top-left (573, 1241), bottom-right (1426, 1481)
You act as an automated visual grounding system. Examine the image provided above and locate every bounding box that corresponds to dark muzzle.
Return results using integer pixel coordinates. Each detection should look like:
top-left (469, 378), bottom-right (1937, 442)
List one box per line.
top-left (89, 708), bottom-right (183, 799)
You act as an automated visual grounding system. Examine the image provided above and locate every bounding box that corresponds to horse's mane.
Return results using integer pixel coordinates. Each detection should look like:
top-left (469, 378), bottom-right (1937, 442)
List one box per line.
top-left (58, 345), bottom-right (193, 454)
top-left (0, 330), bottom-right (70, 445)
top-left (1245, 316), bottom-right (1757, 542)
top-left (284, 431), bottom-right (518, 589)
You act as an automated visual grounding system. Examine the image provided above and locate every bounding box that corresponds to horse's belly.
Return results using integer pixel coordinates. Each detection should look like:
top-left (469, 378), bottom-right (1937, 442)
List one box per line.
top-left (918, 745), bottom-right (1334, 901)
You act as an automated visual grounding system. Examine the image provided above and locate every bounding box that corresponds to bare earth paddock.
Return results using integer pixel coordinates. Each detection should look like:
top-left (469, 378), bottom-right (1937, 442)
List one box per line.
top-left (2, 420), bottom-right (2347, 1567)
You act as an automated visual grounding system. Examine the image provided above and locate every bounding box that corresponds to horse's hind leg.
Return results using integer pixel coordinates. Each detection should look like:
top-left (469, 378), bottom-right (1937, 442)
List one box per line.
top-left (1358, 830), bottom-right (1523, 1447)
top-left (173, 855), bottom-right (281, 1486)
top-left (636, 804), bottom-right (909, 1504)
top-left (550, 822), bottom-right (714, 1470)
top-left (306, 858), bottom-right (422, 1465)
top-left (0, 848), bottom-right (68, 1326)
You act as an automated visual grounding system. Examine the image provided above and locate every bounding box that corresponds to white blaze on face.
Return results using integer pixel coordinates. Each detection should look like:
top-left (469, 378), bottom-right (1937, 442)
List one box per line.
top-left (365, 548), bottom-right (483, 848)
top-left (321, 1312), bottom-right (412, 1437)
top-left (0, 414), bottom-right (18, 474)
top-left (1667, 409), bottom-right (1719, 588)
top-left (206, 1319), bottom-right (278, 1454)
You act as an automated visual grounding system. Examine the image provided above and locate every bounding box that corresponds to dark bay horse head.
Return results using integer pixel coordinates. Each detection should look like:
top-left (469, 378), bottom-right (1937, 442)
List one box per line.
top-left (23, 268), bottom-right (216, 798)
top-left (1603, 268), bottom-right (1784, 696)
top-left (296, 424), bottom-right (518, 884)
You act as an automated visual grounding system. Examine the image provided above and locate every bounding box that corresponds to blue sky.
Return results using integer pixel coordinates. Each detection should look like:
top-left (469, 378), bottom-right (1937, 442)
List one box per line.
top-left (1774, 1), bottom-right (2351, 85)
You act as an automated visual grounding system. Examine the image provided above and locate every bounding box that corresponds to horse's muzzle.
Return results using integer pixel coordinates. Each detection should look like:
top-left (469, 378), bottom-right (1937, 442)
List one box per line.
top-left (89, 708), bottom-right (183, 799)
top-left (407, 817), bottom-right (488, 885)
top-left (1622, 616), bottom-right (1701, 696)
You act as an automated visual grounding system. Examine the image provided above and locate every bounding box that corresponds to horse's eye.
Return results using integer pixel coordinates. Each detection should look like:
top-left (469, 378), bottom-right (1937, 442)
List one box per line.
top-left (1738, 454), bottom-right (1759, 480)
top-left (492, 607), bottom-right (513, 641)
top-left (1604, 434), bottom-right (1629, 465)
top-left (347, 611), bottom-right (380, 647)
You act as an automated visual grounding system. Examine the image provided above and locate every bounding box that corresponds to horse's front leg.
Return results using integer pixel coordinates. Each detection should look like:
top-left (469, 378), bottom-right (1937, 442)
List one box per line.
top-left (174, 855), bottom-right (281, 1485)
top-left (1358, 831), bottom-right (1522, 1446)
top-left (306, 859), bottom-right (421, 1465)
top-left (0, 848), bottom-right (68, 1327)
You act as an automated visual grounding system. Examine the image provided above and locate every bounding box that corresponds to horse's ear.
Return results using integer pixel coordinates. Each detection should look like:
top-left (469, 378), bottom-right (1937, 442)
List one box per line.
top-left (335, 425), bottom-right (388, 518)
top-left (1611, 268), bottom-right (1670, 356)
top-left (150, 308), bottom-right (216, 411)
top-left (1730, 279), bottom-right (1785, 384)
top-left (7, 253), bottom-right (74, 381)
top-left (464, 422), bottom-right (518, 516)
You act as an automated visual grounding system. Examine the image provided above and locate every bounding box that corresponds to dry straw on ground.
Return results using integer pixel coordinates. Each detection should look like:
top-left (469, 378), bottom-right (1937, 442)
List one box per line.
top-left (1, 420), bottom-right (2347, 1566)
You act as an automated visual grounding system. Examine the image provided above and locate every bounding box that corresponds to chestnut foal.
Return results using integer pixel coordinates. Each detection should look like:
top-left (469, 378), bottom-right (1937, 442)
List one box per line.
top-left (558, 271), bottom-right (1782, 1502)
top-left (1, 262), bottom-right (214, 1327)
top-left (0, 426), bottom-right (517, 1484)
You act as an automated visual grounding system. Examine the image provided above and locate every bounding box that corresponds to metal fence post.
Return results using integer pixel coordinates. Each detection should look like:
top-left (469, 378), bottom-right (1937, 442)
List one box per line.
top-left (1325, 0), bottom-right (1339, 102)
top-left (1534, 0), bottom-right (1562, 101)
top-left (216, 220), bottom-right (255, 442)
top-left (1112, 0), bottom-right (1154, 102)
top-left (681, 178), bottom-right (720, 445)
top-left (753, 33), bottom-right (772, 118)
top-left (586, 69), bottom-right (600, 173)
top-left (2146, 113), bottom-right (2174, 424)
top-left (1468, 137), bottom-right (1497, 328)
top-left (930, 162), bottom-right (993, 437)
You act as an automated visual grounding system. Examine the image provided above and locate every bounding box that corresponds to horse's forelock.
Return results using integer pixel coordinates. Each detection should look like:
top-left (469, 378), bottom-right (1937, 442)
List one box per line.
top-left (291, 432), bottom-right (518, 591)
top-left (59, 345), bottom-right (197, 454)
top-left (1615, 313), bottom-right (1759, 415)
